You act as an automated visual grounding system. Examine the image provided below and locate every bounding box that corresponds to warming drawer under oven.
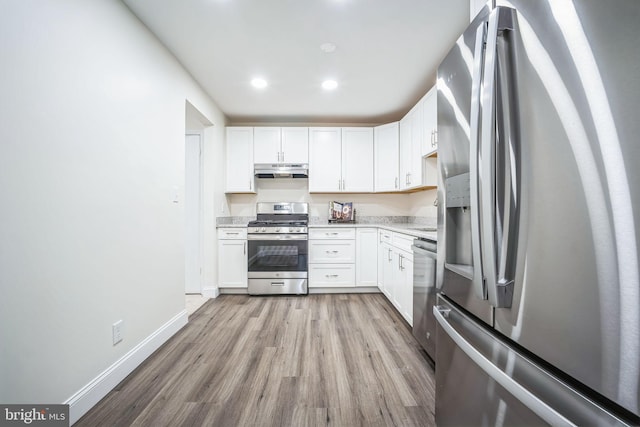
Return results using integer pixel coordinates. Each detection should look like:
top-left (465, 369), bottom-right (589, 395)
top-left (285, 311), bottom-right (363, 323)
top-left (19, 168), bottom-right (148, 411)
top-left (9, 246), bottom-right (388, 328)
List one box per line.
top-left (247, 234), bottom-right (308, 295)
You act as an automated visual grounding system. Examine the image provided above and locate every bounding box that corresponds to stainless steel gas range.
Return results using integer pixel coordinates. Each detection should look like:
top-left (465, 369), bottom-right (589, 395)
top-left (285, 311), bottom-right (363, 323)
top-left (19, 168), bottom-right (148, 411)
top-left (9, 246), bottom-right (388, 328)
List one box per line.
top-left (246, 202), bottom-right (308, 295)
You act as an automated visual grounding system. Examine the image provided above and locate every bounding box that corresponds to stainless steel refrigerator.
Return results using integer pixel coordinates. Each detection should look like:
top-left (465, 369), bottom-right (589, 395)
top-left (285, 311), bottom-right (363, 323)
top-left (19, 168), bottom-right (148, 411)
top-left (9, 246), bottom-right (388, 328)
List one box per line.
top-left (435, 0), bottom-right (640, 425)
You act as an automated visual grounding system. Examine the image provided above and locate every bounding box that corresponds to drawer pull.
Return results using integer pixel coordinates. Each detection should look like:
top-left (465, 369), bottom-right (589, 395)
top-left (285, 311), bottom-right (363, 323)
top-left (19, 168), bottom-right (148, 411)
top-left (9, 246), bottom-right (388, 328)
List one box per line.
top-left (325, 274), bottom-right (339, 278)
top-left (325, 250), bottom-right (339, 254)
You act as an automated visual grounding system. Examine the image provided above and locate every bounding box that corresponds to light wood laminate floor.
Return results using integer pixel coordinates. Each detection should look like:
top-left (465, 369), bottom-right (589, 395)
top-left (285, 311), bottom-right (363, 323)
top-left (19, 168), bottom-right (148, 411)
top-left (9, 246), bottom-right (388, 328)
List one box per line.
top-left (77, 294), bottom-right (436, 426)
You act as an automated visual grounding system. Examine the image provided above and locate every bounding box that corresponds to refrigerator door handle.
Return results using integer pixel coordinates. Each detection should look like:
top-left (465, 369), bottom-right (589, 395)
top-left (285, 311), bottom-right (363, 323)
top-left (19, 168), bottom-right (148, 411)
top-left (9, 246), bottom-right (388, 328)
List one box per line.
top-left (469, 22), bottom-right (488, 301)
top-left (481, 6), bottom-right (516, 308)
top-left (495, 6), bottom-right (519, 309)
top-left (433, 305), bottom-right (575, 427)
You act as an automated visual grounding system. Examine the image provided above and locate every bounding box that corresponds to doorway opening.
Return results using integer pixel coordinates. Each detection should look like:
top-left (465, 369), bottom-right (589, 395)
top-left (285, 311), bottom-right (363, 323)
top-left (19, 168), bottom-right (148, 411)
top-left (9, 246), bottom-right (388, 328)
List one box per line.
top-left (184, 100), bottom-right (213, 314)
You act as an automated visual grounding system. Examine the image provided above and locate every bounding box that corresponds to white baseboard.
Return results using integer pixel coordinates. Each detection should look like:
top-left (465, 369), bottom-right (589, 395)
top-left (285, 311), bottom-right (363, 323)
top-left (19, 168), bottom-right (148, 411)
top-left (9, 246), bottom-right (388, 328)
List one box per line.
top-left (218, 288), bottom-right (248, 294)
top-left (202, 286), bottom-right (219, 298)
top-left (309, 287), bottom-right (381, 294)
top-left (65, 310), bottom-right (188, 425)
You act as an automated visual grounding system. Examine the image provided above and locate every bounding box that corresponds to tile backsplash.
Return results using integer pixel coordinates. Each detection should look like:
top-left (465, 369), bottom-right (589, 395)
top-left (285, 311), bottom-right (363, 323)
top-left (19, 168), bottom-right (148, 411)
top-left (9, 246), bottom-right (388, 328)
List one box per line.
top-left (221, 180), bottom-right (438, 227)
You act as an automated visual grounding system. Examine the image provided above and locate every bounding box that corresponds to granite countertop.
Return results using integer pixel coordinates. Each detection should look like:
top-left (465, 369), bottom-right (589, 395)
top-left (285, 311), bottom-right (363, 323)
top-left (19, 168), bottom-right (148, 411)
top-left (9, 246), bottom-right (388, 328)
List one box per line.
top-left (307, 223), bottom-right (437, 242)
top-left (217, 219), bottom-right (438, 241)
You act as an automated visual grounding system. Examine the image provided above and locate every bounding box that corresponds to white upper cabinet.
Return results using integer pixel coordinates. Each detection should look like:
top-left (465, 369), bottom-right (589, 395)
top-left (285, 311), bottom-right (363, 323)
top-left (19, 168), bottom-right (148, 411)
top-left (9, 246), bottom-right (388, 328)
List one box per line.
top-left (309, 127), bottom-right (374, 193)
top-left (342, 127), bottom-right (374, 192)
top-left (397, 89), bottom-right (439, 190)
top-left (399, 104), bottom-right (425, 190)
top-left (281, 127), bottom-right (309, 164)
top-left (309, 127), bottom-right (342, 192)
top-left (225, 127), bottom-right (255, 193)
top-left (253, 127), bottom-right (308, 164)
top-left (410, 101), bottom-right (424, 188)
top-left (374, 122), bottom-right (400, 192)
top-left (399, 116), bottom-right (412, 191)
top-left (421, 86), bottom-right (438, 157)
top-left (253, 127), bottom-right (281, 164)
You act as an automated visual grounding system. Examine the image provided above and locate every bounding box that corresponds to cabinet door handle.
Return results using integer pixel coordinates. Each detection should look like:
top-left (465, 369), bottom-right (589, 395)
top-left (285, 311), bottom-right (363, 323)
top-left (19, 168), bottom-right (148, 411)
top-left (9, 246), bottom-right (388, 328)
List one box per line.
top-left (281, 151), bottom-right (285, 162)
top-left (433, 130), bottom-right (437, 146)
top-left (395, 177), bottom-right (398, 189)
top-left (388, 248), bottom-right (392, 262)
top-left (243, 242), bottom-right (246, 255)
top-left (399, 254), bottom-right (404, 270)
top-left (342, 179), bottom-right (345, 190)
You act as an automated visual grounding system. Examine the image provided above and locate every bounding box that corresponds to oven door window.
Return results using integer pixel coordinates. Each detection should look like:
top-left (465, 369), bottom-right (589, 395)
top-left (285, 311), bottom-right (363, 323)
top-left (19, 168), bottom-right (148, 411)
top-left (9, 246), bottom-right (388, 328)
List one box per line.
top-left (248, 239), bottom-right (307, 272)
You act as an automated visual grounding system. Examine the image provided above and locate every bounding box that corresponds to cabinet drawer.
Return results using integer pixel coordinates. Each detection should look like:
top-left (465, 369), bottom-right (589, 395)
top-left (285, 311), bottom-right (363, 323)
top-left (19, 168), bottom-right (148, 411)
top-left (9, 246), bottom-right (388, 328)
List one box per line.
top-left (309, 240), bottom-right (355, 263)
top-left (309, 228), bottom-right (356, 240)
top-left (392, 232), bottom-right (415, 253)
top-left (217, 228), bottom-right (247, 239)
top-left (378, 229), bottom-right (392, 244)
top-left (309, 264), bottom-right (356, 287)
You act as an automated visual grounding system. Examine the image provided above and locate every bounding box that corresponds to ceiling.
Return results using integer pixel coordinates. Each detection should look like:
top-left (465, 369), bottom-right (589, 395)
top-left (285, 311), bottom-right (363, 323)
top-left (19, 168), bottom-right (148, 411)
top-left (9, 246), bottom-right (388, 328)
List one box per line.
top-left (123, 0), bottom-right (470, 124)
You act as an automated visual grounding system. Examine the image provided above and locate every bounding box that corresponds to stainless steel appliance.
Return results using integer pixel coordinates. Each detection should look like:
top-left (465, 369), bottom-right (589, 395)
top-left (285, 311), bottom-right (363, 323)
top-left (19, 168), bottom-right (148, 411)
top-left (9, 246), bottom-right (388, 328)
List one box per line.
top-left (435, 1), bottom-right (640, 425)
top-left (254, 163), bottom-right (308, 178)
top-left (412, 237), bottom-right (437, 360)
top-left (247, 202), bottom-right (308, 295)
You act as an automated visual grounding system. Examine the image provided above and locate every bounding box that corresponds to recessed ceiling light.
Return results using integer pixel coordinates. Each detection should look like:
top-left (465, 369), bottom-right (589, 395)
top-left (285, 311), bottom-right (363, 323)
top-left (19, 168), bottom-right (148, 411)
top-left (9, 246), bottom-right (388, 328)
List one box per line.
top-left (322, 79), bottom-right (338, 90)
top-left (320, 42), bottom-right (337, 53)
top-left (251, 78), bottom-right (268, 89)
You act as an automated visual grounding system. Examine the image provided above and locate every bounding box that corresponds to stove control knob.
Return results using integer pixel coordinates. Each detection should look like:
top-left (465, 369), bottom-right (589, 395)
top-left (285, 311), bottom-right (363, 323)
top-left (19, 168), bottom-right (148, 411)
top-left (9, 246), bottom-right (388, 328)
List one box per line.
top-left (275, 227), bottom-right (281, 232)
top-left (261, 227), bottom-right (266, 232)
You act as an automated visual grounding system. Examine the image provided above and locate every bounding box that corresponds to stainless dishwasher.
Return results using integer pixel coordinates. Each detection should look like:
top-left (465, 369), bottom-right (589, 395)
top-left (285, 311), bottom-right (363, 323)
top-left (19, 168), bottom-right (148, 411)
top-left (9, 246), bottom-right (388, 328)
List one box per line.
top-left (412, 238), bottom-right (437, 361)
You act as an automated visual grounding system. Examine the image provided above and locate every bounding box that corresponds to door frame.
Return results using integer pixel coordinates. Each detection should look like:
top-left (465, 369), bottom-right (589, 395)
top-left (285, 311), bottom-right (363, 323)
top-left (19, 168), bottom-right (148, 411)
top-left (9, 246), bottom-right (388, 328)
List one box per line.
top-left (185, 132), bottom-right (204, 294)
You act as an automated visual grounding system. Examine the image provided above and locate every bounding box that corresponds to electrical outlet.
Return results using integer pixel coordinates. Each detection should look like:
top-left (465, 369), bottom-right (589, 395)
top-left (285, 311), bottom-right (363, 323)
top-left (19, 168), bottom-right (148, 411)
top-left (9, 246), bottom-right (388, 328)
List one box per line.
top-left (112, 320), bottom-right (123, 345)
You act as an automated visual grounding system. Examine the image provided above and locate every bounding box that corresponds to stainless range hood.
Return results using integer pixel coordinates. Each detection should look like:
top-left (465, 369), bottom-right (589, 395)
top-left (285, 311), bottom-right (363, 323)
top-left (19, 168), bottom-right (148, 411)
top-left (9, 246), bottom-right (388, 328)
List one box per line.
top-left (254, 163), bottom-right (308, 178)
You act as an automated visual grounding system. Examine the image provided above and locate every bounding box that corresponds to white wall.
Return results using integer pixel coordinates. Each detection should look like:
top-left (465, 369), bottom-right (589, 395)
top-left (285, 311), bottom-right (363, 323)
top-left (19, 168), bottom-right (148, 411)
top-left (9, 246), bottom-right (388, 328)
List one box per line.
top-left (0, 0), bottom-right (225, 410)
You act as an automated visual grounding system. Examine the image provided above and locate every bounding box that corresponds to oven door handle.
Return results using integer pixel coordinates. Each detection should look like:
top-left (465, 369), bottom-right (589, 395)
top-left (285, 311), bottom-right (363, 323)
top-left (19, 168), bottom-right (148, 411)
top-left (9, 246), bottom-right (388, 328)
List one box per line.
top-left (247, 234), bottom-right (308, 241)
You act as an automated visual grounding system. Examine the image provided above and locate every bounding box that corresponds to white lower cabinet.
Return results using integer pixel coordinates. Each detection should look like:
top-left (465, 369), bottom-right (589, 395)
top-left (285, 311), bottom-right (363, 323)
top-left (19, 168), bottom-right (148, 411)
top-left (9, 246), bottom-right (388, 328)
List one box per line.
top-left (307, 226), bottom-right (414, 324)
top-left (377, 229), bottom-right (414, 326)
top-left (309, 240), bottom-right (355, 263)
top-left (377, 229), bottom-right (392, 297)
top-left (356, 228), bottom-right (378, 286)
top-left (309, 227), bottom-right (356, 288)
top-left (380, 242), bottom-right (394, 301)
top-left (393, 249), bottom-right (413, 325)
top-left (309, 264), bottom-right (356, 287)
top-left (217, 228), bottom-right (247, 289)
